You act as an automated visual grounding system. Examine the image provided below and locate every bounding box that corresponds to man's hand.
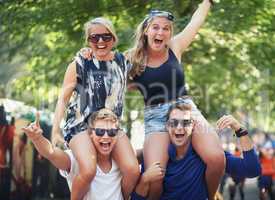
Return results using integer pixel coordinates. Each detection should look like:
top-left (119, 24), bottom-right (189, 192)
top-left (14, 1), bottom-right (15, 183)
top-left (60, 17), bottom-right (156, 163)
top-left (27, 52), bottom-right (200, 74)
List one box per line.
top-left (142, 162), bottom-right (165, 183)
top-left (216, 115), bottom-right (241, 132)
top-left (22, 112), bottom-right (43, 142)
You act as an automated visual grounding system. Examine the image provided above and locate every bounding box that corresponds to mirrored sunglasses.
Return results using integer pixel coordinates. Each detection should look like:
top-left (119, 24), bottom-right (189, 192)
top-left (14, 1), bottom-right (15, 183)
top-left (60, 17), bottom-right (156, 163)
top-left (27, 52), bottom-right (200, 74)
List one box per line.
top-left (91, 128), bottom-right (119, 137)
top-left (88, 33), bottom-right (113, 43)
top-left (149, 10), bottom-right (174, 21)
top-left (167, 119), bottom-right (193, 128)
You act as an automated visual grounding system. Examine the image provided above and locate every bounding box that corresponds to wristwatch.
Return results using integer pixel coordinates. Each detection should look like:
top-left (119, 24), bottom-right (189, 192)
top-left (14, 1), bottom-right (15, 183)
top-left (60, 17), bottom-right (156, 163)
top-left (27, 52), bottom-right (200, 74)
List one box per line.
top-left (235, 127), bottom-right (248, 138)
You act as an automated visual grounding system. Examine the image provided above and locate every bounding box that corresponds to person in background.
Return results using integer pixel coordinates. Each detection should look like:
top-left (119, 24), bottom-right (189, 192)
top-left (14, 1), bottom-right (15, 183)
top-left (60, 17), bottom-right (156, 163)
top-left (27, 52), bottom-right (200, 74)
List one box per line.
top-left (12, 133), bottom-right (31, 200)
top-left (0, 105), bottom-right (8, 168)
top-left (228, 147), bottom-right (245, 200)
top-left (258, 144), bottom-right (275, 200)
top-left (0, 105), bottom-right (9, 199)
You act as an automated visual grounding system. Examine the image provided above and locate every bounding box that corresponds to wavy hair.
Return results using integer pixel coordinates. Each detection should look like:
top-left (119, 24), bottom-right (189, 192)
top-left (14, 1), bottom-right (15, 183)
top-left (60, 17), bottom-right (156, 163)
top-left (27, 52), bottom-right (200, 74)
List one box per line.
top-left (127, 15), bottom-right (174, 79)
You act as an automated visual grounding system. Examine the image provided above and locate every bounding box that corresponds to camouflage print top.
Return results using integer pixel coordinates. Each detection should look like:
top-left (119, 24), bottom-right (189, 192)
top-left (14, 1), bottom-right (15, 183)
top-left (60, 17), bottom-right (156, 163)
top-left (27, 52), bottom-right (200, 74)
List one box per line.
top-left (63, 52), bottom-right (131, 142)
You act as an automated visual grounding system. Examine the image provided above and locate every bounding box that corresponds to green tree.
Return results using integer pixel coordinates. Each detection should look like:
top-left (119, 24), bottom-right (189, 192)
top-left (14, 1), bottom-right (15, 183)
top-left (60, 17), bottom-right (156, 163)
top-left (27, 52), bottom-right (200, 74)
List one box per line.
top-left (1, 0), bottom-right (275, 131)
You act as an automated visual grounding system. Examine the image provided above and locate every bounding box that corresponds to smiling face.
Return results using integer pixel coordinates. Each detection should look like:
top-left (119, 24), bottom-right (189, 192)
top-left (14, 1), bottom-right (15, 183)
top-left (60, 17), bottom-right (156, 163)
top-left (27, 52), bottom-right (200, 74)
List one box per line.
top-left (167, 108), bottom-right (194, 148)
top-left (90, 118), bottom-right (118, 156)
top-left (145, 17), bottom-right (172, 52)
top-left (88, 24), bottom-right (115, 60)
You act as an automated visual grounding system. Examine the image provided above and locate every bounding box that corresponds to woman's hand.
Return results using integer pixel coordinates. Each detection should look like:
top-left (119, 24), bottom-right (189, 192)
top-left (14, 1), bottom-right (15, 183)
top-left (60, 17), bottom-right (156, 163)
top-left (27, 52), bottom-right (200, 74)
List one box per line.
top-left (142, 162), bottom-right (165, 183)
top-left (79, 47), bottom-right (92, 60)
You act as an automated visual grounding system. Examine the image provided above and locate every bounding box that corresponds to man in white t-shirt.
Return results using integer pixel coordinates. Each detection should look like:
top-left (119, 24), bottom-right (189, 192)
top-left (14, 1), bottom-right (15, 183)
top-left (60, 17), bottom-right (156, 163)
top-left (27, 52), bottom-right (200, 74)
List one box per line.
top-left (22, 109), bottom-right (123, 200)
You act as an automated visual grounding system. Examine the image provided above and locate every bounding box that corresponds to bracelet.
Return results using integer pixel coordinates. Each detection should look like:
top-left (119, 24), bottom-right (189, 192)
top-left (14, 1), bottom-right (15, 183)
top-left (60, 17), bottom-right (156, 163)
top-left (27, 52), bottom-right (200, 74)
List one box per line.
top-left (235, 127), bottom-right (248, 138)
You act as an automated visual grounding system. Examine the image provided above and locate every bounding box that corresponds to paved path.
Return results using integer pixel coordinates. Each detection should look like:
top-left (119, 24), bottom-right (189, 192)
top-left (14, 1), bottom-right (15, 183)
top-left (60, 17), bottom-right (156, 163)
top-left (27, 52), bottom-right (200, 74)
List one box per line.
top-left (222, 178), bottom-right (259, 200)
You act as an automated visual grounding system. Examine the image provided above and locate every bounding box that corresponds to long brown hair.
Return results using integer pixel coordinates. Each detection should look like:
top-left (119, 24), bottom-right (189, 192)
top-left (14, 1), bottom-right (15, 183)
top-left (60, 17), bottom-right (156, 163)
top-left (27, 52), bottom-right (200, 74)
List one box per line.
top-left (127, 15), bottom-right (174, 79)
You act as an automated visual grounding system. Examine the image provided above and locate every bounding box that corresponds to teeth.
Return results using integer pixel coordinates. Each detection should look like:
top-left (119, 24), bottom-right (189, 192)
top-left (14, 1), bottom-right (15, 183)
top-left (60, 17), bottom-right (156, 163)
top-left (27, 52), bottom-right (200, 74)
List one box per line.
top-left (97, 45), bottom-right (106, 49)
top-left (100, 142), bottom-right (111, 150)
top-left (154, 39), bottom-right (163, 44)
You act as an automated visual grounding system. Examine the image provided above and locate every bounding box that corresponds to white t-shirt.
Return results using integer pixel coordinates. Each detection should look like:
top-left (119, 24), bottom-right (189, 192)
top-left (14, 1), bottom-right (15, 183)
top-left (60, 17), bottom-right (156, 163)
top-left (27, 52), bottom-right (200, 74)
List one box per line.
top-left (59, 150), bottom-right (123, 200)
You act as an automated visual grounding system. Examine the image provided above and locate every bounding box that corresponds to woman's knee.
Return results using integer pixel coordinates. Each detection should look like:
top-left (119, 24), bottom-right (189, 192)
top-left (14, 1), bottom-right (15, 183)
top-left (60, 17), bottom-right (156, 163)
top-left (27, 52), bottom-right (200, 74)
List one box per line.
top-left (205, 150), bottom-right (225, 167)
top-left (78, 158), bottom-right (97, 182)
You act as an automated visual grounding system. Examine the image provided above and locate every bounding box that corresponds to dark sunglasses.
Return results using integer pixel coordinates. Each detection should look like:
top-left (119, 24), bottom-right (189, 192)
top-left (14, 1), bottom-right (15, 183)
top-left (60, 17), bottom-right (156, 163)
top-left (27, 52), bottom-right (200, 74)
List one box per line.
top-left (167, 119), bottom-right (193, 128)
top-left (149, 10), bottom-right (174, 21)
top-left (91, 128), bottom-right (119, 137)
top-left (88, 33), bottom-right (113, 43)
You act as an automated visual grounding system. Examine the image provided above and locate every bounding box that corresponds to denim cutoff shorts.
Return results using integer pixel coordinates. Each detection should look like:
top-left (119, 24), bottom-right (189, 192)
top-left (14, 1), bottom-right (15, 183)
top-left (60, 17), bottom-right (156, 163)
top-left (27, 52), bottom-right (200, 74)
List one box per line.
top-left (144, 96), bottom-right (208, 135)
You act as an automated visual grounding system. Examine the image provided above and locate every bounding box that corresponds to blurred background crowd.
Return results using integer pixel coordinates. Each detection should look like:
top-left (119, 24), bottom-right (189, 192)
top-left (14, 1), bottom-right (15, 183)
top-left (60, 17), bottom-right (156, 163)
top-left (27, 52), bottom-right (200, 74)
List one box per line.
top-left (1, 0), bottom-right (275, 199)
top-left (1, 99), bottom-right (275, 200)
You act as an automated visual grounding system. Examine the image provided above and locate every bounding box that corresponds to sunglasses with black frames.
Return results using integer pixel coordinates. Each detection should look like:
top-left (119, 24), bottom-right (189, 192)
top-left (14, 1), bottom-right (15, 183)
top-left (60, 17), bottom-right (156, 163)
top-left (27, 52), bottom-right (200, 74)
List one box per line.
top-left (167, 119), bottom-right (193, 128)
top-left (88, 33), bottom-right (113, 43)
top-left (90, 128), bottom-right (119, 137)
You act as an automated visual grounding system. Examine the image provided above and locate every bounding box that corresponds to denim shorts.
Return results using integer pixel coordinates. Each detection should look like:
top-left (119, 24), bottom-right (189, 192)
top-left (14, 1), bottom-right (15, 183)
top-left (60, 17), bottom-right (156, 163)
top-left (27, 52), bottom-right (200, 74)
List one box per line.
top-left (144, 96), bottom-right (207, 135)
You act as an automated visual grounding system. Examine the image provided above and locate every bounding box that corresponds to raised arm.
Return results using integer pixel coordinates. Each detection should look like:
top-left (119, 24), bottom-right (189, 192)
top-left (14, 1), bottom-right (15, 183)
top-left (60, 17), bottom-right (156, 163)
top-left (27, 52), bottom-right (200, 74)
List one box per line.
top-left (22, 113), bottom-right (71, 171)
top-left (51, 61), bottom-right (77, 145)
top-left (217, 115), bottom-right (261, 178)
top-left (170, 0), bottom-right (212, 60)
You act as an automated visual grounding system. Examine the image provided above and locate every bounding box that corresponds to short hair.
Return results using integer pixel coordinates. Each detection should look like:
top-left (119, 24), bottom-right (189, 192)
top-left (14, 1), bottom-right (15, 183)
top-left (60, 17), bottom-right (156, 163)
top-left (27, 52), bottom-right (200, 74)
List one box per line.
top-left (88, 108), bottom-right (118, 128)
top-left (166, 103), bottom-right (192, 121)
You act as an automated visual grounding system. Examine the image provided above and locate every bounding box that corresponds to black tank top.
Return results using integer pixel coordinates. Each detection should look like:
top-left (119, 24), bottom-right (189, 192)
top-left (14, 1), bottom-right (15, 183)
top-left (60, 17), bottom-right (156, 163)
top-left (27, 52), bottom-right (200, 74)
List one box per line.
top-left (133, 49), bottom-right (187, 105)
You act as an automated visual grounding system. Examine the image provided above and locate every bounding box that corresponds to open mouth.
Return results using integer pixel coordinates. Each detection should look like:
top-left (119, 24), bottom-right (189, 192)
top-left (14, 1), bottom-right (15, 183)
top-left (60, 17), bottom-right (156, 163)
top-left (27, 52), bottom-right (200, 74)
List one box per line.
top-left (175, 133), bottom-right (185, 139)
top-left (99, 141), bottom-right (111, 150)
top-left (154, 39), bottom-right (163, 45)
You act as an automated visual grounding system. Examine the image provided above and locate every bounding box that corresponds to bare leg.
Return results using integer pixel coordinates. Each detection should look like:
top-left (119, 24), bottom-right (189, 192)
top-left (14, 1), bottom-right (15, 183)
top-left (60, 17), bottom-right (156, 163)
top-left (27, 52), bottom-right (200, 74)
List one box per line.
top-left (143, 133), bottom-right (170, 200)
top-left (192, 117), bottom-right (225, 200)
top-left (69, 131), bottom-right (97, 200)
top-left (112, 132), bottom-right (139, 200)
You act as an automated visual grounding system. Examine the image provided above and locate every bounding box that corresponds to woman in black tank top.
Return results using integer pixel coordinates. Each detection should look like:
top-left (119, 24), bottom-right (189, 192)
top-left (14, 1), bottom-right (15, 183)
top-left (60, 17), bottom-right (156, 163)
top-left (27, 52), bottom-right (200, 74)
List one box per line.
top-left (127, 1), bottom-right (225, 199)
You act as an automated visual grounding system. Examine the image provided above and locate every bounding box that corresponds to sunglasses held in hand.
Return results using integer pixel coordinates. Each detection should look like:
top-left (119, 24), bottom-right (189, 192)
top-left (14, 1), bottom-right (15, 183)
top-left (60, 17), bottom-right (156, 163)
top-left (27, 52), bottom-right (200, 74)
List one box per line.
top-left (91, 128), bottom-right (119, 137)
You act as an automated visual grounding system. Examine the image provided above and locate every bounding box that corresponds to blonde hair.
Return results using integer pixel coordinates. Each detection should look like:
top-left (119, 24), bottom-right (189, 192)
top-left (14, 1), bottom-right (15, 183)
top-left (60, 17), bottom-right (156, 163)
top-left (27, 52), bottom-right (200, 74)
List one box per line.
top-left (127, 16), bottom-right (174, 79)
top-left (167, 102), bottom-right (192, 121)
top-left (88, 108), bottom-right (119, 128)
top-left (84, 17), bottom-right (118, 46)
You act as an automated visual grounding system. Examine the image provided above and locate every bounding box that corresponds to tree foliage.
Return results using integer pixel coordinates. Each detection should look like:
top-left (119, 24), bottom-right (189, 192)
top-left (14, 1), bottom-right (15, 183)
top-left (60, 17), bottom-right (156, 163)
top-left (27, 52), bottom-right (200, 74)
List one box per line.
top-left (1, 0), bottom-right (275, 131)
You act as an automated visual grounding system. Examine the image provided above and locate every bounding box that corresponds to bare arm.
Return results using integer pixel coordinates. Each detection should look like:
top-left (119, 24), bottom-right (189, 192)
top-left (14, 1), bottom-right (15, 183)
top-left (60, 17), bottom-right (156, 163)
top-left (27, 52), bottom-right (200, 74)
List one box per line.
top-left (51, 61), bottom-right (77, 145)
top-left (170, 0), bottom-right (212, 60)
top-left (217, 115), bottom-right (261, 177)
top-left (216, 115), bottom-right (254, 151)
top-left (22, 113), bottom-right (71, 171)
top-left (134, 162), bottom-right (165, 198)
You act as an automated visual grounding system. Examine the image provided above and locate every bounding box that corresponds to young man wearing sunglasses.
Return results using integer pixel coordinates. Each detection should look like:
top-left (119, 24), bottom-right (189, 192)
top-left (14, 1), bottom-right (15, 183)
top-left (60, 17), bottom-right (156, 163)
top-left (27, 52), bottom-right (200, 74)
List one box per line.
top-left (132, 103), bottom-right (261, 200)
top-left (22, 109), bottom-right (124, 200)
